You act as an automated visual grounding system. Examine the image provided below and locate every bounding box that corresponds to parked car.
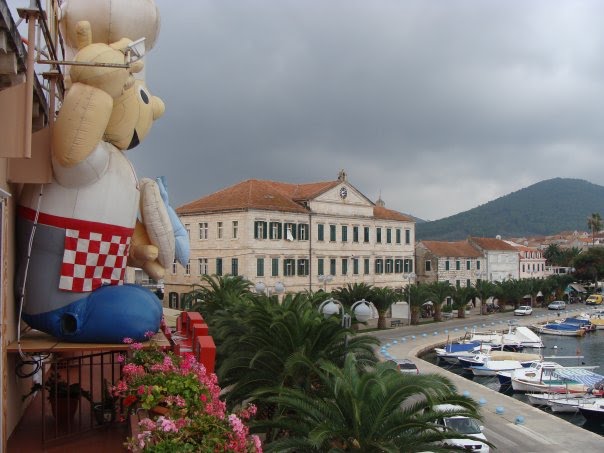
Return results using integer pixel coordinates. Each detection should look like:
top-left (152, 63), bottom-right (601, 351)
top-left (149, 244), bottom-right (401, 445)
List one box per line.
top-left (514, 305), bottom-right (533, 316)
top-left (388, 359), bottom-right (419, 374)
top-left (432, 404), bottom-right (490, 452)
top-left (548, 301), bottom-right (566, 310)
top-left (586, 294), bottom-right (603, 305)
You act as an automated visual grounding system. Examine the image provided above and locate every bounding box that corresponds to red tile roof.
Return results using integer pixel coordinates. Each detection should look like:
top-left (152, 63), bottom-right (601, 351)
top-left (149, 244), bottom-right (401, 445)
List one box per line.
top-left (420, 240), bottom-right (482, 257)
top-left (469, 237), bottom-right (518, 251)
top-left (374, 206), bottom-right (414, 222)
top-left (176, 180), bottom-right (310, 215)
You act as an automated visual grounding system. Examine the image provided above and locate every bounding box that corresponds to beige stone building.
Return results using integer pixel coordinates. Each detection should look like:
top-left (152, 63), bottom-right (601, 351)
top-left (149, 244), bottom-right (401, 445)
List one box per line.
top-left (416, 240), bottom-right (485, 287)
top-left (167, 172), bottom-right (416, 298)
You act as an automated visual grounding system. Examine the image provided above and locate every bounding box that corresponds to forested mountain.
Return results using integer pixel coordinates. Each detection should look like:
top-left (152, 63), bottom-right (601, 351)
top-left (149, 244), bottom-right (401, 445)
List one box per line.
top-left (415, 178), bottom-right (604, 240)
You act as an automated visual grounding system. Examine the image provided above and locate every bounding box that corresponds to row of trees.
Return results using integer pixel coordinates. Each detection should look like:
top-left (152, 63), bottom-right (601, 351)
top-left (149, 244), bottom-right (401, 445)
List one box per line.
top-left (183, 275), bottom-right (486, 452)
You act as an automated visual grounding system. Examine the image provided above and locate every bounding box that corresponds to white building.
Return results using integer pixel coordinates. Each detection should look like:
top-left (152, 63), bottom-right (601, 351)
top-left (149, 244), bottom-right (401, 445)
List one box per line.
top-left (168, 172), bottom-right (416, 297)
top-left (468, 237), bottom-right (519, 282)
top-left (503, 240), bottom-right (547, 279)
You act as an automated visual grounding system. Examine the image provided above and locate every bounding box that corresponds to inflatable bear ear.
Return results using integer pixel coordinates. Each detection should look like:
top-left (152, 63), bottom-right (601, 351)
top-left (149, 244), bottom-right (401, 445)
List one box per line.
top-left (104, 80), bottom-right (165, 150)
top-left (68, 21), bottom-right (133, 98)
top-left (59, 0), bottom-right (161, 53)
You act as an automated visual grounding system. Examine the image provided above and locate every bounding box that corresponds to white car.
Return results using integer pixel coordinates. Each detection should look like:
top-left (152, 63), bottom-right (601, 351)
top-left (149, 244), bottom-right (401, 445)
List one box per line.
top-left (433, 404), bottom-right (490, 453)
top-left (514, 305), bottom-right (533, 316)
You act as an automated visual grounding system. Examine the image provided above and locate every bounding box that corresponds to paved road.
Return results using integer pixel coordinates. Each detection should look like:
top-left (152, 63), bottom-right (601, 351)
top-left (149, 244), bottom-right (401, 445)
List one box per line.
top-left (370, 306), bottom-right (603, 452)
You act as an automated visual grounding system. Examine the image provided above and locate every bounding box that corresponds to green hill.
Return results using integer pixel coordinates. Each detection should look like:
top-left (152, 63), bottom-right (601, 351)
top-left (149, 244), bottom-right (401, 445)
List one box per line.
top-left (415, 178), bottom-right (604, 240)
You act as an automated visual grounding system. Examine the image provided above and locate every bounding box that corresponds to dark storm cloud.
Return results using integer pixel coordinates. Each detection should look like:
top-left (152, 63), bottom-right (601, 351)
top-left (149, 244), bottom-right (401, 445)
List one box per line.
top-left (131, 0), bottom-right (604, 219)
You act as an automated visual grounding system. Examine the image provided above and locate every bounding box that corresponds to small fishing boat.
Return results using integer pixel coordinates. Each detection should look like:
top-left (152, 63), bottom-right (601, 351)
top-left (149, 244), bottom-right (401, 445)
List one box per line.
top-left (434, 340), bottom-right (485, 363)
top-left (548, 394), bottom-right (604, 413)
top-left (578, 400), bottom-right (604, 422)
top-left (531, 322), bottom-right (586, 337)
top-left (506, 362), bottom-right (602, 393)
top-left (470, 359), bottom-right (525, 377)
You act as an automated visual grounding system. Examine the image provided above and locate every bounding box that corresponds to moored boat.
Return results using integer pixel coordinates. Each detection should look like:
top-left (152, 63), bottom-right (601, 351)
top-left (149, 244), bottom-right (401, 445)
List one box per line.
top-left (531, 322), bottom-right (586, 337)
top-left (578, 400), bottom-right (604, 422)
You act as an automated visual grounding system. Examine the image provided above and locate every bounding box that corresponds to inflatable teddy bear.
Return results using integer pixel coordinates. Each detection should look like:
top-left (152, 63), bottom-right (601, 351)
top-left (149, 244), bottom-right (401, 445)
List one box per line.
top-left (16, 21), bottom-right (176, 343)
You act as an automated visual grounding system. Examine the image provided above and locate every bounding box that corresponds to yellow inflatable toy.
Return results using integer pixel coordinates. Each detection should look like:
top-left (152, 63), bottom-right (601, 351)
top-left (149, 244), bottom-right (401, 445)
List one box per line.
top-left (16, 21), bottom-right (170, 343)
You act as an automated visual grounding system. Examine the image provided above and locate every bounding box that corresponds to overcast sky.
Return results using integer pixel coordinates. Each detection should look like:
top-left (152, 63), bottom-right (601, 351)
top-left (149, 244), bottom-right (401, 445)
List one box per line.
top-left (127, 0), bottom-right (604, 221)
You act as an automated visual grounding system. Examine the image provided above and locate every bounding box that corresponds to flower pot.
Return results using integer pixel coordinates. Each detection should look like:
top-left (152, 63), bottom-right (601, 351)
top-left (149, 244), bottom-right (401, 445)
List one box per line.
top-left (150, 405), bottom-right (170, 417)
top-left (49, 395), bottom-right (80, 425)
top-left (93, 403), bottom-right (116, 425)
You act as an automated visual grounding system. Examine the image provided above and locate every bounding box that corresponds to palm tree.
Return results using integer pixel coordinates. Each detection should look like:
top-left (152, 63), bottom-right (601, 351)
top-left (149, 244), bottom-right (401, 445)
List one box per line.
top-left (473, 279), bottom-right (499, 315)
top-left (587, 213), bottom-right (602, 245)
top-left (261, 354), bottom-right (483, 452)
top-left (369, 286), bottom-right (398, 329)
top-left (426, 281), bottom-right (453, 322)
top-left (408, 283), bottom-right (430, 325)
top-left (213, 293), bottom-right (379, 414)
top-left (186, 274), bottom-right (253, 318)
top-left (451, 285), bottom-right (476, 318)
top-left (332, 283), bottom-right (373, 308)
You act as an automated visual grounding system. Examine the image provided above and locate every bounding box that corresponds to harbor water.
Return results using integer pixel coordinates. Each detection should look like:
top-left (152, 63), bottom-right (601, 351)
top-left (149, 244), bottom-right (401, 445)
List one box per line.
top-left (423, 328), bottom-right (604, 436)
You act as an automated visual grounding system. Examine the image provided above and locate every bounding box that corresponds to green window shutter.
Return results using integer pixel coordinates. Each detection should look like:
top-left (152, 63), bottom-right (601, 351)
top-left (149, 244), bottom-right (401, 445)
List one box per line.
top-left (272, 258), bottom-right (279, 276)
top-left (318, 258), bottom-right (324, 276)
top-left (318, 224), bottom-right (324, 241)
top-left (257, 258), bottom-right (264, 277)
top-left (254, 221), bottom-right (260, 239)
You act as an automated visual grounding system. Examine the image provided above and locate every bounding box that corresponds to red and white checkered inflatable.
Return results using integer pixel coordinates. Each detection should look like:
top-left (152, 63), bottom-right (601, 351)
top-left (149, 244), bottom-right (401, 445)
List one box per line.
top-left (59, 228), bottom-right (131, 292)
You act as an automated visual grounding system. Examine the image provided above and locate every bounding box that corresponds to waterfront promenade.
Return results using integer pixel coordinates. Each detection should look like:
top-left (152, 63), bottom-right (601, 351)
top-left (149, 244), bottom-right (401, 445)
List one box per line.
top-left (371, 307), bottom-right (603, 452)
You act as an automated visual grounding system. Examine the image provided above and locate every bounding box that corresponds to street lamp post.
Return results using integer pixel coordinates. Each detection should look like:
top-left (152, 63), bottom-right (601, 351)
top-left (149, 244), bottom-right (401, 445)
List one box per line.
top-left (403, 272), bottom-right (416, 326)
top-left (318, 297), bottom-right (373, 347)
top-left (255, 281), bottom-right (285, 298)
top-left (318, 274), bottom-right (334, 292)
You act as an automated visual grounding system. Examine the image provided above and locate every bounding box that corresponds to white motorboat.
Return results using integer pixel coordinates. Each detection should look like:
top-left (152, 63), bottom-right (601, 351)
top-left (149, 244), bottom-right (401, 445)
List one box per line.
top-left (509, 361), bottom-right (602, 393)
top-left (548, 395), bottom-right (604, 413)
top-left (468, 324), bottom-right (543, 349)
top-left (578, 400), bottom-right (604, 422)
top-left (470, 358), bottom-right (525, 377)
top-left (526, 392), bottom-right (585, 407)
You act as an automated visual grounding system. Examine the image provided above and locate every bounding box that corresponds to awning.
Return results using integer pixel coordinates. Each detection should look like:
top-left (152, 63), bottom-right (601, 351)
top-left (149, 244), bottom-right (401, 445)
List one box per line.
top-left (555, 368), bottom-right (604, 386)
top-left (566, 283), bottom-right (587, 293)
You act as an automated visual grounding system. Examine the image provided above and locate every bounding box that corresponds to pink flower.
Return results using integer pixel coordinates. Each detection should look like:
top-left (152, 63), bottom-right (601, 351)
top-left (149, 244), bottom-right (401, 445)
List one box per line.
top-left (144, 330), bottom-right (156, 339)
top-left (252, 435), bottom-right (263, 452)
top-left (123, 337), bottom-right (134, 344)
top-left (117, 354), bottom-right (125, 363)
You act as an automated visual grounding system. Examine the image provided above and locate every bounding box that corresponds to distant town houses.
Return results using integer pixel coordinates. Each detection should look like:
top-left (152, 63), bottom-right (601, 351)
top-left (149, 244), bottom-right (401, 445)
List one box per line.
top-left (164, 171), bottom-right (416, 297)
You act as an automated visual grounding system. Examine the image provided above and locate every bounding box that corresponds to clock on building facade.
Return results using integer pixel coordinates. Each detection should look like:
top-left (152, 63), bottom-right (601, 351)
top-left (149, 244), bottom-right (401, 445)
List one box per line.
top-left (339, 187), bottom-right (348, 199)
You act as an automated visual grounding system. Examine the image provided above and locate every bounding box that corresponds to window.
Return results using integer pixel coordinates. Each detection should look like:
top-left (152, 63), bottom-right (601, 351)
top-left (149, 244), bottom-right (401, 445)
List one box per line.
top-left (375, 259), bottom-right (384, 274)
top-left (284, 222), bottom-right (297, 241)
top-left (404, 259), bottom-right (413, 273)
top-left (272, 258), bottom-right (279, 277)
top-left (217, 222), bottom-right (223, 239)
top-left (298, 223), bottom-right (309, 241)
top-left (257, 258), bottom-right (264, 277)
top-left (522, 264), bottom-right (525, 272)
top-left (455, 260), bottom-right (461, 271)
top-left (199, 222), bottom-right (208, 240)
top-left (329, 224), bottom-right (336, 242)
top-left (172, 259), bottom-right (177, 275)
top-left (385, 259), bottom-right (393, 273)
top-left (254, 221), bottom-right (267, 239)
top-left (425, 260), bottom-right (432, 272)
top-left (330, 258), bottom-right (336, 276)
top-left (232, 221), bottom-right (238, 239)
top-left (466, 260), bottom-right (471, 270)
top-left (284, 259), bottom-right (295, 276)
top-left (341, 258), bottom-right (348, 275)
top-left (198, 258), bottom-right (208, 276)
top-left (405, 229), bottom-right (411, 244)
top-left (270, 222), bottom-right (282, 240)
top-left (318, 224), bottom-right (325, 241)
top-left (456, 279), bottom-right (460, 288)
top-left (353, 226), bottom-right (359, 243)
top-left (376, 227), bottom-right (382, 244)
top-left (341, 225), bottom-right (348, 242)
top-left (353, 258), bottom-right (359, 275)
top-left (445, 260), bottom-right (450, 271)
top-left (386, 228), bottom-right (392, 244)
top-left (216, 258), bottom-right (223, 276)
top-left (297, 259), bottom-right (309, 276)
top-left (185, 260), bottom-right (190, 275)
top-left (466, 279), bottom-right (471, 288)
top-left (231, 258), bottom-right (239, 276)
top-left (476, 260), bottom-right (481, 270)
top-left (185, 224), bottom-right (190, 239)
top-left (364, 258), bottom-right (370, 275)
top-left (317, 258), bottom-right (324, 276)
top-left (364, 227), bottom-right (370, 243)
top-left (395, 259), bottom-right (403, 273)
top-left (396, 228), bottom-right (401, 244)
